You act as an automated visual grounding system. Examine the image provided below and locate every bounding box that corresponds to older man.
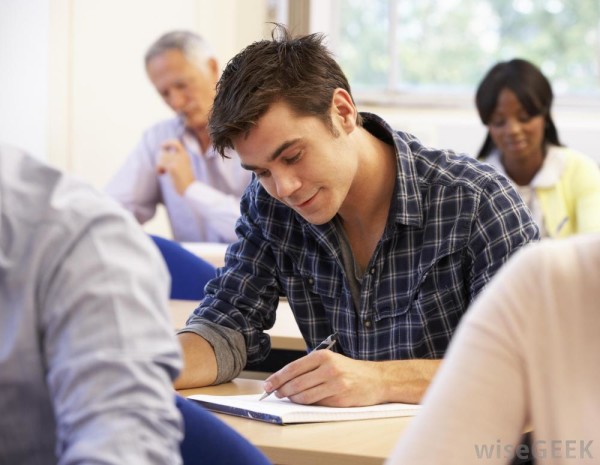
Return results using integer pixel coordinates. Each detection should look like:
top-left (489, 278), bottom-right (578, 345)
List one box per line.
top-left (106, 30), bottom-right (251, 243)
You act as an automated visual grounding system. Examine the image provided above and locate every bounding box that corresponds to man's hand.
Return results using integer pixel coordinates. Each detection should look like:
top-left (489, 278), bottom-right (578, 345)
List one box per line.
top-left (156, 139), bottom-right (195, 196)
top-left (262, 352), bottom-right (440, 407)
top-left (263, 351), bottom-right (385, 407)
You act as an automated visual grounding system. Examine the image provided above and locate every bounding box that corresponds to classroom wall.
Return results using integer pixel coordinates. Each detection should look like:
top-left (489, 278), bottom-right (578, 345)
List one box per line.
top-left (0, 0), bottom-right (49, 158)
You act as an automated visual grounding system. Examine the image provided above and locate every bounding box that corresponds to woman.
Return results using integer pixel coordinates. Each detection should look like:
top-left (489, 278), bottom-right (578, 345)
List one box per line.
top-left (386, 234), bottom-right (600, 464)
top-left (475, 58), bottom-right (600, 237)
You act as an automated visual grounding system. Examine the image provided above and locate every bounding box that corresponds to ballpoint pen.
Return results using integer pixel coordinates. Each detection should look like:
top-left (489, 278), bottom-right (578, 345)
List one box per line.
top-left (259, 332), bottom-right (339, 401)
top-left (555, 216), bottom-right (569, 237)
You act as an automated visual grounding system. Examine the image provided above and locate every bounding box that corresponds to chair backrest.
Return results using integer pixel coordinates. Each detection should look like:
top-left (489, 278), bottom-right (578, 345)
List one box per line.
top-left (150, 235), bottom-right (217, 300)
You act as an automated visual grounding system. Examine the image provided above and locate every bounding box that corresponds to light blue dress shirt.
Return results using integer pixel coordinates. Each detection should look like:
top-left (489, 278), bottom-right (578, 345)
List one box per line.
top-left (105, 117), bottom-right (252, 243)
top-left (0, 146), bottom-right (183, 464)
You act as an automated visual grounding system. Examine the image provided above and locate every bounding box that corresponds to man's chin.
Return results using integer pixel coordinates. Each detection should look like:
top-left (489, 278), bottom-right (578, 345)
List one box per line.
top-left (183, 118), bottom-right (208, 133)
top-left (295, 209), bottom-right (336, 226)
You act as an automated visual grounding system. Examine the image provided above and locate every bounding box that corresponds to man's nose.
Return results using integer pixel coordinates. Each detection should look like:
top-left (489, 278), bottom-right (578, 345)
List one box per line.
top-left (167, 89), bottom-right (187, 112)
top-left (274, 172), bottom-right (301, 199)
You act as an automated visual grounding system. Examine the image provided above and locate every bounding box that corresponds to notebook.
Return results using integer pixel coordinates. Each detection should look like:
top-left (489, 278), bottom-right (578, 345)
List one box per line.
top-left (188, 393), bottom-right (421, 425)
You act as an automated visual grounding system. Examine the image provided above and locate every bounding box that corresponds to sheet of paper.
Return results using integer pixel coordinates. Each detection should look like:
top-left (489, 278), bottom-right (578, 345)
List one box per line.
top-left (188, 393), bottom-right (421, 424)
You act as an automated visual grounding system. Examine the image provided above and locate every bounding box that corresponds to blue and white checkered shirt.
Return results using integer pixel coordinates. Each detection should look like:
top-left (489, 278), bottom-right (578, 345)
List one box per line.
top-left (183, 113), bottom-right (539, 378)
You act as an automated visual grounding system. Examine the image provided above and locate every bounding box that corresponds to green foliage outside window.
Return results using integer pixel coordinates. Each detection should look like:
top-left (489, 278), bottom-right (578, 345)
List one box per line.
top-left (335, 0), bottom-right (600, 95)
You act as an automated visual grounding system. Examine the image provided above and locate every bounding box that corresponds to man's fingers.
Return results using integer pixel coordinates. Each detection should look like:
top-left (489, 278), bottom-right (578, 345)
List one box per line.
top-left (156, 156), bottom-right (171, 175)
top-left (265, 350), bottom-right (327, 391)
top-left (160, 139), bottom-right (184, 152)
top-left (264, 351), bottom-right (337, 402)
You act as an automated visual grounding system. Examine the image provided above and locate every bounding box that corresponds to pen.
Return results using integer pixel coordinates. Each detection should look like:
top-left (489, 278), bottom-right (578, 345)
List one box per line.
top-left (258, 332), bottom-right (338, 401)
top-left (555, 216), bottom-right (569, 237)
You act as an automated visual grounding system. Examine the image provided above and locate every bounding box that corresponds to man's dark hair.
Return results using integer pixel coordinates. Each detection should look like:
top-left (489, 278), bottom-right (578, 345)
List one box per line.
top-left (209, 24), bottom-right (362, 156)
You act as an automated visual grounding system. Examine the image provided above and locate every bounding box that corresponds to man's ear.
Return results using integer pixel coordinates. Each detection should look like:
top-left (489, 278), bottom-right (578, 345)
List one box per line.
top-left (331, 88), bottom-right (358, 134)
top-left (207, 57), bottom-right (220, 79)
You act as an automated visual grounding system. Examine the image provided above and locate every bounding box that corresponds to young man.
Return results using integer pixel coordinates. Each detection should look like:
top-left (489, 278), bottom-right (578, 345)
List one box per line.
top-left (176, 27), bottom-right (539, 406)
top-left (106, 30), bottom-right (251, 243)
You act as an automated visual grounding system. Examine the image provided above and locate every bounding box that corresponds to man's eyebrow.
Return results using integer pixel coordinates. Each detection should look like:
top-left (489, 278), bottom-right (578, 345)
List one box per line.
top-left (240, 138), bottom-right (302, 171)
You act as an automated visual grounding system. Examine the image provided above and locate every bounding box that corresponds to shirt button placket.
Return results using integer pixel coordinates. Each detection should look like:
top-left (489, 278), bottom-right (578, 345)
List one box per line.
top-left (364, 267), bottom-right (376, 329)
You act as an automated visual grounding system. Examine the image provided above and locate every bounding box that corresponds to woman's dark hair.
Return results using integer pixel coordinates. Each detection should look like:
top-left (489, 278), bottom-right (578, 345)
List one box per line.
top-left (475, 58), bottom-right (562, 159)
top-left (209, 24), bottom-right (362, 157)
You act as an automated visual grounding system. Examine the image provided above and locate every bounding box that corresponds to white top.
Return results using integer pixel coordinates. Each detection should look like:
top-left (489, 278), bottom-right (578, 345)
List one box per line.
top-left (0, 145), bottom-right (183, 464)
top-left (387, 234), bottom-right (600, 465)
top-left (105, 117), bottom-right (252, 243)
top-left (485, 145), bottom-right (566, 238)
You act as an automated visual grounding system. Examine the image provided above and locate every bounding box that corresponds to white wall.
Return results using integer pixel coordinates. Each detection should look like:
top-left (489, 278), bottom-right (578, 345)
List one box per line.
top-left (0, 0), bottom-right (49, 159)
top-left (68, 0), bottom-right (196, 184)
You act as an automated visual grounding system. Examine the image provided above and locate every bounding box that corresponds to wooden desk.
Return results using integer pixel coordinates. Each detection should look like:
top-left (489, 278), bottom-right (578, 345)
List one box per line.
top-left (170, 299), bottom-right (307, 352)
top-left (179, 379), bottom-right (411, 465)
top-left (180, 241), bottom-right (228, 268)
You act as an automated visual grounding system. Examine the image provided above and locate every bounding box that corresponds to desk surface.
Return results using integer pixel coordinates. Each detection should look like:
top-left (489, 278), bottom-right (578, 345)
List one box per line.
top-left (170, 299), bottom-right (307, 352)
top-left (180, 241), bottom-right (228, 268)
top-left (179, 379), bottom-right (410, 465)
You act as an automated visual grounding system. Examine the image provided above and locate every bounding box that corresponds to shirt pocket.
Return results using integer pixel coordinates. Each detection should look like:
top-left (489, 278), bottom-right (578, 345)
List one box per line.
top-left (408, 255), bottom-right (468, 333)
top-left (277, 255), bottom-right (343, 302)
top-left (276, 259), bottom-right (344, 347)
top-left (372, 249), bottom-right (467, 326)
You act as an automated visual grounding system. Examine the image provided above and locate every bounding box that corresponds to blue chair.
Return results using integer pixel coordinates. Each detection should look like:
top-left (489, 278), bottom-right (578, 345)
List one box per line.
top-left (176, 396), bottom-right (272, 465)
top-left (150, 235), bottom-right (217, 300)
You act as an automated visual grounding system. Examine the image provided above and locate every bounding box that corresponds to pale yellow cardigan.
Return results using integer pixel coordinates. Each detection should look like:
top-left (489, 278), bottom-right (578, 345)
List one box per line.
top-left (536, 147), bottom-right (600, 238)
top-left (485, 145), bottom-right (600, 238)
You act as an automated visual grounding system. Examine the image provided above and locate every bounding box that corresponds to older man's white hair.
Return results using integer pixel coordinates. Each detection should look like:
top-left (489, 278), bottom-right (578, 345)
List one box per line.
top-left (145, 30), bottom-right (217, 70)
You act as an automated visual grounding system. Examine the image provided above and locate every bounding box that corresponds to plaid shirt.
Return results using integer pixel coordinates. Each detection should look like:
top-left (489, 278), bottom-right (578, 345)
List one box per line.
top-left (187, 113), bottom-right (539, 366)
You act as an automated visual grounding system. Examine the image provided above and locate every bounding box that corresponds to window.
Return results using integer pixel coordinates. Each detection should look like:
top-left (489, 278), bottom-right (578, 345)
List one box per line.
top-left (308, 0), bottom-right (600, 104)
